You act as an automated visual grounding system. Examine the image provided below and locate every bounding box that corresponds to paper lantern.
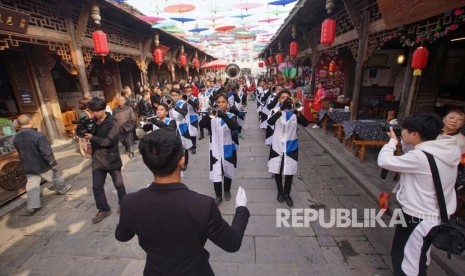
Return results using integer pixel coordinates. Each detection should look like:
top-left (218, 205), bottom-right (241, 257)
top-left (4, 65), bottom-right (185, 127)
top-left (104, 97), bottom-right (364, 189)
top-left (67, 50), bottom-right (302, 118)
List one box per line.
top-left (328, 60), bottom-right (337, 76)
top-left (92, 30), bottom-right (109, 56)
top-left (289, 41), bottom-right (298, 58)
top-left (268, 56), bottom-right (274, 65)
top-left (320, 19), bottom-right (336, 46)
top-left (179, 53), bottom-right (187, 67)
top-left (258, 61), bottom-right (263, 68)
top-left (276, 53), bottom-right (283, 64)
top-left (411, 47), bottom-right (428, 76)
top-left (153, 48), bottom-right (163, 67)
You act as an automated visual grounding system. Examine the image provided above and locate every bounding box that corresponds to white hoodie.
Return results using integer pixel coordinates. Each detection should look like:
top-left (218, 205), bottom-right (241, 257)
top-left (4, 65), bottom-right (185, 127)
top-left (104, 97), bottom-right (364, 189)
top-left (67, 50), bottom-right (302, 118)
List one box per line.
top-left (378, 135), bottom-right (461, 221)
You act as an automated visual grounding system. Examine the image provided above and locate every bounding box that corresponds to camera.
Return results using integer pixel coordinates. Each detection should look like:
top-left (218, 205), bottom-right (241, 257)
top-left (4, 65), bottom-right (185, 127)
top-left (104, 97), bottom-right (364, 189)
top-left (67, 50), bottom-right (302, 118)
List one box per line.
top-left (380, 123), bottom-right (402, 137)
top-left (73, 117), bottom-right (97, 138)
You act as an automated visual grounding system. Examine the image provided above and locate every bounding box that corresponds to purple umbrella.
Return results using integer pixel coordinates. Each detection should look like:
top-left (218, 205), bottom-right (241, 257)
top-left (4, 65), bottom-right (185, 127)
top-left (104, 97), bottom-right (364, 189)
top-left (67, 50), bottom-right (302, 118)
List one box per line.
top-left (189, 27), bottom-right (210, 33)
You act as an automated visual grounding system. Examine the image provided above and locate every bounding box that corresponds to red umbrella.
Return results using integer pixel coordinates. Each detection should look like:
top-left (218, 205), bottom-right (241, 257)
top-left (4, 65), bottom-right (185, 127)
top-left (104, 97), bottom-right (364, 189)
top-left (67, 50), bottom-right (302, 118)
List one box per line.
top-left (201, 59), bottom-right (230, 69)
top-left (164, 4), bottom-right (196, 13)
top-left (215, 25), bottom-right (236, 32)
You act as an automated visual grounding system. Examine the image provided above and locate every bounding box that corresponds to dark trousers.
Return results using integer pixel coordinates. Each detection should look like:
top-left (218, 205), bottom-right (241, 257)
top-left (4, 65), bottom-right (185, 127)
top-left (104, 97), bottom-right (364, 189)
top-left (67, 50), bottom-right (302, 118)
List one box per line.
top-left (213, 177), bottom-right (231, 198)
top-left (190, 136), bottom-right (197, 149)
top-left (119, 131), bottom-right (134, 154)
top-left (184, 149), bottom-right (189, 168)
top-left (275, 156), bottom-right (293, 195)
top-left (92, 169), bottom-right (127, 212)
top-left (391, 212), bottom-right (436, 276)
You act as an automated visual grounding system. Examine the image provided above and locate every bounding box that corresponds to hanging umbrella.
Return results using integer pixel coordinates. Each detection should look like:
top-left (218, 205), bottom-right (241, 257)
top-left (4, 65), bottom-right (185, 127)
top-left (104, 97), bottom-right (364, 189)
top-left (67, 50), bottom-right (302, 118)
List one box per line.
top-left (202, 59), bottom-right (230, 69)
top-left (243, 24), bottom-right (259, 30)
top-left (268, 0), bottom-right (298, 6)
top-left (202, 15), bottom-right (224, 21)
top-left (152, 21), bottom-right (176, 28)
top-left (164, 4), bottom-right (196, 13)
top-left (231, 3), bottom-right (262, 11)
top-left (170, 17), bottom-right (196, 24)
top-left (215, 25), bottom-right (236, 32)
top-left (231, 14), bottom-right (253, 19)
top-left (189, 27), bottom-right (210, 33)
top-left (138, 16), bottom-right (165, 23)
top-left (265, 9), bottom-right (291, 16)
top-left (258, 18), bottom-right (279, 23)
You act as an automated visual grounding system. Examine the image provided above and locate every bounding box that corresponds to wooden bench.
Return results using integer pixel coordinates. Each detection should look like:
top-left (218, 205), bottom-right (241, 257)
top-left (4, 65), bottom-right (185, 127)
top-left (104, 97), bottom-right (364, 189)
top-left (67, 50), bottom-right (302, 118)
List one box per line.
top-left (353, 140), bottom-right (388, 163)
top-left (332, 123), bottom-right (344, 142)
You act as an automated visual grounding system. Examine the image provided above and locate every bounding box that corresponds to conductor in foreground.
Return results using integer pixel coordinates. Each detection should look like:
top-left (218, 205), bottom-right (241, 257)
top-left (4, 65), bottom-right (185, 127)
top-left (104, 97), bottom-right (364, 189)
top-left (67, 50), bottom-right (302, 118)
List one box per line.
top-left (115, 128), bottom-right (250, 275)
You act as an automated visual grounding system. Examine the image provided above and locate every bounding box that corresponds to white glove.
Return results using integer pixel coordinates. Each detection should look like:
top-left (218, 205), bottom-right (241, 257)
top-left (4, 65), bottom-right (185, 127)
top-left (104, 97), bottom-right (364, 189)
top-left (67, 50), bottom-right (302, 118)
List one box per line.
top-left (235, 186), bottom-right (247, 208)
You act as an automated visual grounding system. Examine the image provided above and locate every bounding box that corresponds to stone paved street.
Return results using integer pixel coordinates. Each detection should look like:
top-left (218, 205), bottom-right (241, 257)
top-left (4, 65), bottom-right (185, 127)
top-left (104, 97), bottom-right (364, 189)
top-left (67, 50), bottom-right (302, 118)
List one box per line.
top-left (0, 104), bottom-right (448, 276)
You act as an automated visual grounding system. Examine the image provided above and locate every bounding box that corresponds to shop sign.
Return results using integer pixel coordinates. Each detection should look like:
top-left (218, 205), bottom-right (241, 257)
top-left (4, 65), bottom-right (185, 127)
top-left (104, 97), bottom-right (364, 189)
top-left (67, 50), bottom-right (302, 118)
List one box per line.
top-left (0, 7), bottom-right (30, 34)
top-left (377, 0), bottom-right (465, 29)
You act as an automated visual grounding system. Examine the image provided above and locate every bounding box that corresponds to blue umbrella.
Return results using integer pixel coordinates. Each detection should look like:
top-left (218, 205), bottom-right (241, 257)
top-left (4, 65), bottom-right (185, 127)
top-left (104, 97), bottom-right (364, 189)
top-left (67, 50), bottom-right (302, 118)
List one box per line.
top-left (170, 17), bottom-right (196, 24)
top-left (189, 27), bottom-right (210, 33)
top-left (152, 21), bottom-right (176, 28)
top-left (231, 14), bottom-right (253, 19)
top-left (268, 0), bottom-right (298, 6)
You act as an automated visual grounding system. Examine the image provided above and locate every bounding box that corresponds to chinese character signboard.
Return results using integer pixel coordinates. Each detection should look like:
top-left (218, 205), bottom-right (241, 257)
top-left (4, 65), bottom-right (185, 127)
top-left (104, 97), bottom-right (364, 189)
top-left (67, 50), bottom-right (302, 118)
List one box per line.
top-left (377, 0), bottom-right (465, 29)
top-left (0, 7), bottom-right (30, 34)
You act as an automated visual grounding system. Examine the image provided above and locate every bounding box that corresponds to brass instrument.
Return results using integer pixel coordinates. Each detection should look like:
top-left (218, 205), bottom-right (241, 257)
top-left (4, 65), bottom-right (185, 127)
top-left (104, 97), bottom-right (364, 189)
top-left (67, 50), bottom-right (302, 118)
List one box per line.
top-left (292, 98), bottom-right (304, 112)
top-left (209, 108), bottom-right (219, 119)
top-left (181, 94), bottom-right (188, 101)
top-left (225, 63), bottom-right (241, 79)
top-left (162, 95), bottom-right (175, 108)
top-left (139, 115), bottom-right (158, 129)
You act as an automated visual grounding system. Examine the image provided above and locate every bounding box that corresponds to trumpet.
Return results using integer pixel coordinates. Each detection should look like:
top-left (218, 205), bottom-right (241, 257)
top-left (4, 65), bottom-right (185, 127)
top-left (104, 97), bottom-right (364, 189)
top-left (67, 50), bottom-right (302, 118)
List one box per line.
top-left (181, 94), bottom-right (188, 101)
top-left (139, 115), bottom-right (158, 128)
top-left (292, 99), bottom-right (304, 112)
top-left (209, 108), bottom-right (219, 119)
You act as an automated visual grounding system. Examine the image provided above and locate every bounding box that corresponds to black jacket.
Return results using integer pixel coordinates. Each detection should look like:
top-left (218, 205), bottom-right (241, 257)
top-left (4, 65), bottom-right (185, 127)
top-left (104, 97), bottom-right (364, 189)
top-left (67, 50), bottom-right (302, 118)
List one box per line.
top-left (138, 99), bottom-right (155, 117)
top-left (90, 113), bottom-right (122, 170)
top-left (13, 128), bottom-right (57, 174)
top-left (115, 182), bottom-right (250, 276)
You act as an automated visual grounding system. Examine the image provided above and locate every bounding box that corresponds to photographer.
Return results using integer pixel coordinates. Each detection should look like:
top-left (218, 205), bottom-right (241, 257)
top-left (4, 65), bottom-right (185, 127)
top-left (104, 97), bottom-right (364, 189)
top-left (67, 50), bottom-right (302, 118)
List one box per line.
top-left (85, 98), bottom-right (127, 223)
top-left (377, 113), bottom-right (461, 276)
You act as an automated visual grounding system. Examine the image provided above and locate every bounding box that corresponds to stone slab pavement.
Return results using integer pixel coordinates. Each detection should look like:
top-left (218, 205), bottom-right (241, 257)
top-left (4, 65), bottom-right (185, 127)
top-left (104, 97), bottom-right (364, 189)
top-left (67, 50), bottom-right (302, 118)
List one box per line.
top-left (0, 103), bottom-right (451, 276)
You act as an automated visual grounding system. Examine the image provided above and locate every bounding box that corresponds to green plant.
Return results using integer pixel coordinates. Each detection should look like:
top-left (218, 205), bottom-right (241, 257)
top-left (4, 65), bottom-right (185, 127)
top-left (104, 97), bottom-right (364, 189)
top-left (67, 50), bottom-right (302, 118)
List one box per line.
top-left (0, 118), bottom-right (13, 127)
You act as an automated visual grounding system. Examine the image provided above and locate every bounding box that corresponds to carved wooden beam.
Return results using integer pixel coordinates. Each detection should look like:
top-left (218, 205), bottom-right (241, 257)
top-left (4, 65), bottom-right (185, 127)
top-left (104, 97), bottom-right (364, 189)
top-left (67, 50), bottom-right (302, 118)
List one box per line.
top-left (343, 0), bottom-right (362, 34)
top-left (74, 1), bottom-right (90, 47)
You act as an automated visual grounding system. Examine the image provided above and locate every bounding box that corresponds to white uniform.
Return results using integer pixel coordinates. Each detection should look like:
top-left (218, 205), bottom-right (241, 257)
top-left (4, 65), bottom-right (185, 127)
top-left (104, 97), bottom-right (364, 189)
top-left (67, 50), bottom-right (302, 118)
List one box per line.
top-left (267, 108), bottom-right (299, 175)
top-left (209, 112), bottom-right (239, 182)
top-left (186, 96), bottom-right (199, 137)
top-left (169, 100), bottom-right (192, 150)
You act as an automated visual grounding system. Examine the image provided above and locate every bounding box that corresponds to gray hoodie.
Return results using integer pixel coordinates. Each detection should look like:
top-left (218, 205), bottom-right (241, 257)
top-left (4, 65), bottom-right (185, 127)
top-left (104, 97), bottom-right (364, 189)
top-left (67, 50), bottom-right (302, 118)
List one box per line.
top-left (378, 135), bottom-right (461, 221)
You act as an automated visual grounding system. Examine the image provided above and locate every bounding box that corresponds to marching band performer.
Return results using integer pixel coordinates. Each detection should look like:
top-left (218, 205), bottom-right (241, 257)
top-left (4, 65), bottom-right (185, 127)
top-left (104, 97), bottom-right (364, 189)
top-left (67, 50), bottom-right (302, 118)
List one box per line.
top-left (256, 79), bottom-right (265, 117)
top-left (259, 81), bottom-right (274, 129)
top-left (169, 89), bottom-right (192, 169)
top-left (184, 85), bottom-right (200, 154)
top-left (265, 85), bottom-right (282, 146)
top-left (267, 89), bottom-right (309, 207)
top-left (199, 93), bottom-right (239, 206)
top-left (141, 103), bottom-right (177, 132)
top-left (197, 85), bottom-right (211, 140)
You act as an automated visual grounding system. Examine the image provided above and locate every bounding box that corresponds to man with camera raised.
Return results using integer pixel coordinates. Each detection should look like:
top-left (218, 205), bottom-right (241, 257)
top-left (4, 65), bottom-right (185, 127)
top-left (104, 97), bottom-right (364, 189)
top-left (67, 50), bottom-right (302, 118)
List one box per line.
top-left (85, 98), bottom-right (127, 223)
top-left (378, 113), bottom-right (461, 275)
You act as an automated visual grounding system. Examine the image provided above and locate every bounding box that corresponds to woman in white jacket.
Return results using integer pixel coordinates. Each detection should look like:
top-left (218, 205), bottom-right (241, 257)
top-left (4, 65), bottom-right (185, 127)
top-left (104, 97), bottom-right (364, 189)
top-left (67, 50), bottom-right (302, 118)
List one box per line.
top-left (378, 113), bottom-right (461, 276)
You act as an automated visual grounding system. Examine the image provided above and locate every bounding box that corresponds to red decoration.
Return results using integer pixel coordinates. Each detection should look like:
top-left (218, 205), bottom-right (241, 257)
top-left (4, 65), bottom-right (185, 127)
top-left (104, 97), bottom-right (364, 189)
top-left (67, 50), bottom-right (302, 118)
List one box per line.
top-left (258, 62), bottom-right (264, 68)
top-left (276, 53), bottom-right (283, 64)
top-left (264, 59), bottom-right (269, 66)
top-left (411, 47), bottom-right (428, 76)
top-left (193, 57), bottom-right (200, 70)
top-left (320, 19), bottom-right (336, 46)
top-left (153, 48), bottom-right (163, 67)
top-left (92, 30), bottom-right (109, 56)
top-left (328, 60), bottom-right (337, 75)
top-left (179, 53), bottom-right (187, 67)
top-left (289, 41), bottom-right (298, 58)
top-left (268, 56), bottom-right (274, 65)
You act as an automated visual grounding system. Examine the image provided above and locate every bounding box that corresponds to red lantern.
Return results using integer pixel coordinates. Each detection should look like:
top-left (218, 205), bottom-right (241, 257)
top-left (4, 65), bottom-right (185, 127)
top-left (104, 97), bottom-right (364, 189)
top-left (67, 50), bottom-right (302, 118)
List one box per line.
top-left (411, 47), bottom-right (428, 76)
top-left (92, 30), bottom-right (109, 56)
top-left (179, 53), bottom-right (187, 67)
top-left (276, 53), bottom-right (283, 64)
top-left (264, 59), bottom-right (269, 66)
top-left (193, 57), bottom-right (200, 70)
top-left (320, 19), bottom-right (336, 46)
top-left (328, 60), bottom-right (337, 75)
top-left (289, 41), bottom-right (298, 58)
top-left (268, 56), bottom-right (274, 65)
top-left (258, 62), bottom-right (264, 68)
top-left (153, 48), bottom-right (163, 67)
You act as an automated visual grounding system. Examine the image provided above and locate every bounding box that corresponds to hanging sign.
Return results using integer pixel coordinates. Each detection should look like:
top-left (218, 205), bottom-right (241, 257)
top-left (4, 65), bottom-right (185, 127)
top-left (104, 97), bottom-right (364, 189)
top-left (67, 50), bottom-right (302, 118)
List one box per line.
top-left (0, 7), bottom-right (30, 34)
top-left (377, 0), bottom-right (465, 29)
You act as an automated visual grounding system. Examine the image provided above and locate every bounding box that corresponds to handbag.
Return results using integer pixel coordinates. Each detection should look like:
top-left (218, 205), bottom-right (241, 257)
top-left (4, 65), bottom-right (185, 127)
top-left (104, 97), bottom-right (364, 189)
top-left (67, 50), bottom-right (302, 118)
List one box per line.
top-left (423, 151), bottom-right (465, 258)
